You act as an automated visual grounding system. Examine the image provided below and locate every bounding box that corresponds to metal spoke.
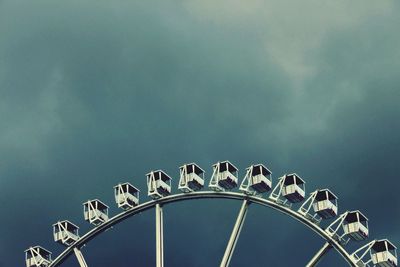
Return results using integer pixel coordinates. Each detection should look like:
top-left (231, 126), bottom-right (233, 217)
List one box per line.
top-left (156, 203), bottom-right (164, 267)
top-left (46, 192), bottom-right (361, 267)
top-left (73, 248), bottom-right (88, 267)
top-left (306, 242), bottom-right (332, 267)
top-left (220, 199), bottom-right (250, 267)
top-left (25, 162), bottom-right (397, 267)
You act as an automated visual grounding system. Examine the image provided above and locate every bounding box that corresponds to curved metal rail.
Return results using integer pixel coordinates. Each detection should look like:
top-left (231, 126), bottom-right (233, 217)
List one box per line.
top-left (49, 191), bottom-right (357, 267)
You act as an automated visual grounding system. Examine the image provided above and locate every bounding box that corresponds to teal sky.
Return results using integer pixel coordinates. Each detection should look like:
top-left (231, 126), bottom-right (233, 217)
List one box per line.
top-left (0, 1), bottom-right (399, 266)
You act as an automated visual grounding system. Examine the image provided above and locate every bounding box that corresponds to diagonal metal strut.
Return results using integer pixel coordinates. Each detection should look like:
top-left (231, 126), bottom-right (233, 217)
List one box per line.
top-left (73, 248), bottom-right (88, 267)
top-left (306, 242), bottom-right (333, 267)
top-left (220, 199), bottom-right (250, 267)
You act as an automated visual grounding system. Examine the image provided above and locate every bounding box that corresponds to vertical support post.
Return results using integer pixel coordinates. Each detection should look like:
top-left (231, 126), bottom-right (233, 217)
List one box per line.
top-left (74, 247), bottom-right (88, 267)
top-left (156, 203), bottom-right (164, 267)
top-left (306, 242), bottom-right (332, 267)
top-left (220, 199), bottom-right (250, 267)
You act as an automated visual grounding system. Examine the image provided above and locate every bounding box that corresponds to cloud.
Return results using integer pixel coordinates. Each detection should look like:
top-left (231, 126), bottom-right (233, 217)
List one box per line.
top-left (0, 0), bottom-right (399, 265)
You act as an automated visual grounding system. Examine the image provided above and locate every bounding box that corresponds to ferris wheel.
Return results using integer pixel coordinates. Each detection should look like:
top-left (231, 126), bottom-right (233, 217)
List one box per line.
top-left (25, 161), bottom-right (398, 267)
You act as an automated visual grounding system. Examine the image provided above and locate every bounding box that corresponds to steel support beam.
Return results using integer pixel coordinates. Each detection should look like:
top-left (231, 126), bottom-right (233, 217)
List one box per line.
top-left (220, 199), bottom-right (250, 267)
top-left (73, 248), bottom-right (88, 267)
top-left (306, 242), bottom-right (332, 267)
top-left (49, 192), bottom-right (358, 267)
top-left (156, 203), bottom-right (164, 267)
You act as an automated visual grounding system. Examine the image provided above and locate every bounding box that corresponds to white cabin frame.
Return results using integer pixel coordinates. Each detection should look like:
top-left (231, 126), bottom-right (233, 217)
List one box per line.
top-left (178, 163), bottom-right (205, 192)
top-left (240, 164), bottom-right (272, 195)
top-left (114, 182), bottom-right (140, 210)
top-left (147, 170), bottom-right (172, 199)
top-left (209, 161), bottom-right (239, 191)
top-left (351, 239), bottom-right (398, 267)
top-left (298, 189), bottom-right (338, 223)
top-left (53, 220), bottom-right (79, 246)
top-left (269, 173), bottom-right (305, 205)
top-left (83, 199), bottom-right (109, 226)
top-left (25, 246), bottom-right (52, 267)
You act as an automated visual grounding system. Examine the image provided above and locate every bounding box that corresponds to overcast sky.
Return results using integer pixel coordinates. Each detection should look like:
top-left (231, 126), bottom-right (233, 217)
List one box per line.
top-left (1, 0), bottom-right (399, 266)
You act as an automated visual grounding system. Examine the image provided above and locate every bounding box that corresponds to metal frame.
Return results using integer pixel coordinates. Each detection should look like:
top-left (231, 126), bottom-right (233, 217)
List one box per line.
top-left (306, 242), bottom-right (332, 267)
top-left (209, 161), bottom-right (239, 191)
top-left (114, 182), bottom-right (140, 210)
top-left (351, 239), bottom-right (398, 267)
top-left (178, 163), bottom-right (205, 192)
top-left (147, 170), bottom-right (172, 199)
top-left (83, 199), bottom-right (109, 226)
top-left (73, 248), bottom-right (88, 267)
top-left (220, 199), bottom-right (250, 267)
top-left (298, 189), bottom-right (338, 224)
top-left (53, 220), bottom-right (80, 246)
top-left (307, 210), bottom-right (371, 267)
top-left (25, 246), bottom-right (52, 267)
top-left (47, 191), bottom-right (362, 267)
top-left (269, 173), bottom-right (305, 206)
top-left (239, 164), bottom-right (272, 195)
top-left (27, 163), bottom-right (396, 267)
top-left (155, 203), bottom-right (164, 267)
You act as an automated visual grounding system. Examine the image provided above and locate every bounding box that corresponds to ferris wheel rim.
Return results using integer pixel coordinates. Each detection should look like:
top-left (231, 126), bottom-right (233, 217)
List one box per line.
top-left (48, 191), bottom-right (357, 267)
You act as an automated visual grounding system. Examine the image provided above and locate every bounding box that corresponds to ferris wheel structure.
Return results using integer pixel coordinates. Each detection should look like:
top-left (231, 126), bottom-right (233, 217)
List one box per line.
top-left (25, 161), bottom-right (398, 267)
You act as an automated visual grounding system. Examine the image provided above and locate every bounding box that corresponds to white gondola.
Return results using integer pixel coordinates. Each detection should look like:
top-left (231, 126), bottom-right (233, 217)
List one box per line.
top-left (249, 164), bottom-right (272, 193)
top-left (281, 174), bottom-right (305, 203)
top-left (83, 199), bottom-right (109, 226)
top-left (352, 239), bottom-right (398, 267)
top-left (209, 161), bottom-right (238, 191)
top-left (178, 163), bottom-right (205, 192)
top-left (240, 164), bottom-right (272, 194)
top-left (25, 246), bottom-right (51, 267)
top-left (147, 170), bottom-right (172, 199)
top-left (312, 189), bottom-right (338, 219)
top-left (53, 220), bottom-right (79, 246)
top-left (371, 239), bottom-right (398, 267)
top-left (114, 182), bottom-right (140, 210)
top-left (342, 211), bottom-right (369, 241)
top-left (326, 210), bottom-right (368, 245)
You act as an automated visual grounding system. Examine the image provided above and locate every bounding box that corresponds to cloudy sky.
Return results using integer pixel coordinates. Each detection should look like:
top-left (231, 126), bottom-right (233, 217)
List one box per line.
top-left (1, 0), bottom-right (399, 266)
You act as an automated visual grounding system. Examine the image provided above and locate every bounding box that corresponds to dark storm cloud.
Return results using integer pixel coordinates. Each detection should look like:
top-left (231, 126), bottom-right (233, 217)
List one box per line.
top-left (0, 0), bottom-right (399, 266)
